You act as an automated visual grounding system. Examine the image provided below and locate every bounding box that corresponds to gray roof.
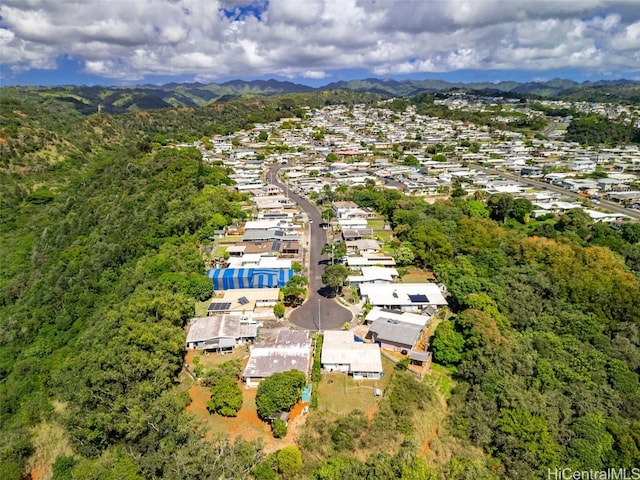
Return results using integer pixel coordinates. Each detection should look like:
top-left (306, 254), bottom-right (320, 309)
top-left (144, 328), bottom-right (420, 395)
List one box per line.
top-left (342, 228), bottom-right (374, 240)
top-left (243, 330), bottom-right (312, 379)
top-left (409, 350), bottom-right (431, 362)
top-left (369, 319), bottom-right (423, 349)
top-left (186, 316), bottom-right (258, 344)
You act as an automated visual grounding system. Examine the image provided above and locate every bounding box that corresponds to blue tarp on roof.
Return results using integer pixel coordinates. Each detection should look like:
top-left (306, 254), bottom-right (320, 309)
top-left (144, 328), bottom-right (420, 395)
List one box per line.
top-left (206, 268), bottom-right (295, 290)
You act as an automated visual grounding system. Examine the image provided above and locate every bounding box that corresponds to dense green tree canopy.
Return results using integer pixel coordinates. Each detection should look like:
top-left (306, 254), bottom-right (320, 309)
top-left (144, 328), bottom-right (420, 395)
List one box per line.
top-left (255, 370), bottom-right (306, 420)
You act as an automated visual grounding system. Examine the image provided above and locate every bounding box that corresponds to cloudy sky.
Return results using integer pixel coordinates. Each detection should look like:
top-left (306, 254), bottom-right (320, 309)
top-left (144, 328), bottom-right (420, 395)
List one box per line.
top-left (2, 0), bottom-right (640, 86)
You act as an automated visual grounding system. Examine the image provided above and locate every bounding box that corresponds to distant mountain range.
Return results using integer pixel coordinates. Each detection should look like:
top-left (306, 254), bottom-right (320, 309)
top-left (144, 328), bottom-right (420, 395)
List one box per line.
top-left (5, 77), bottom-right (640, 114)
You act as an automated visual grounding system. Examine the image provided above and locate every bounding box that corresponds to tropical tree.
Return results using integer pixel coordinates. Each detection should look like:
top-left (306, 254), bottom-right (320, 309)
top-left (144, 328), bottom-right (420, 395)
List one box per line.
top-left (277, 446), bottom-right (302, 478)
top-left (430, 321), bottom-right (465, 366)
top-left (488, 193), bottom-right (514, 224)
top-left (512, 198), bottom-right (534, 223)
top-left (322, 207), bottom-right (335, 223)
top-left (207, 376), bottom-right (243, 417)
top-left (272, 418), bottom-right (288, 439)
top-left (256, 370), bottom-right (306, 420)
top-left (394, 244), bottom-right (415, 266)
top-left (322, 264), bottom-right (349, 294)
top-left (322, 241), bottom-right (347, 262)
top-left (279, 275), bottom-right (308, 306)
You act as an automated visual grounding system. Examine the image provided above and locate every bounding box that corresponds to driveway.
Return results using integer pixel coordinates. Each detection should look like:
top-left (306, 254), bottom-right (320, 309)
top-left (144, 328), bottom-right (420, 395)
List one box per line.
top-left (268, 165), bottom-right (352, 330)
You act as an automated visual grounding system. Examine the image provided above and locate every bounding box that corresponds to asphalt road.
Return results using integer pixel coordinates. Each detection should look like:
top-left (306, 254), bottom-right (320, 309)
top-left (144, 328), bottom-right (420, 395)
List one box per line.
top-left (474, 165), bottom-right (640, 221)
top-left (268, 165), bottom-right (352, 330)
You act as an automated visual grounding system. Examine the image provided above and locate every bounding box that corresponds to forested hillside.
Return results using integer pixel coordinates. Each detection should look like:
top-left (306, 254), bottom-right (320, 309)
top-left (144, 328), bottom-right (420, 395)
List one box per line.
top-left (0, 95), bottom-right (303, 478)
top-left (307, 185), bottom-right (640, 478)
top-left (1, 91), bottom-right (639, 479)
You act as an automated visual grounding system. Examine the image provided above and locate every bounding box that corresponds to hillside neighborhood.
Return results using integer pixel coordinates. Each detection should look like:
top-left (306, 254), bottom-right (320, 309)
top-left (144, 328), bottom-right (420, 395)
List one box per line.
top-left (184, 94), bottom-right (640, 439)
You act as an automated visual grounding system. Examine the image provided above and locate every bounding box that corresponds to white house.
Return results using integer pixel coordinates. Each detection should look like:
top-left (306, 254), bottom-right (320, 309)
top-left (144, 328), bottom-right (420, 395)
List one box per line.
top-left (321, 331), bottom-right (383, 380)
top-left (348, 266), bottom-right (398, 287)
top-left (332, 201), bottom-right (370, 220)
top-left (359, 283), bottom-right (448, 312)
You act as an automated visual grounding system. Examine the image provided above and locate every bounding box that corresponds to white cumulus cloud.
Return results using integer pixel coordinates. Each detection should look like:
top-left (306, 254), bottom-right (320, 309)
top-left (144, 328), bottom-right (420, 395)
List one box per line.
top-left (1, 0), bottom-right (640, 83)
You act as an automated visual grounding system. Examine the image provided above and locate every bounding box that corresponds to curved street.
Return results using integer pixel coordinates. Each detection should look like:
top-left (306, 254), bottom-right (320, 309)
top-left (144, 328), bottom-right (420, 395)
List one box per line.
top-left (268, 165), bottom-right (352, 330)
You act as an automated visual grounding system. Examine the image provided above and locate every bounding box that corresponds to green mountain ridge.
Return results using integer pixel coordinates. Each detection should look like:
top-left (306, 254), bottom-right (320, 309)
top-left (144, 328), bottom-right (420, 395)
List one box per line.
top-left (4, 77), bottom-right (640, 116)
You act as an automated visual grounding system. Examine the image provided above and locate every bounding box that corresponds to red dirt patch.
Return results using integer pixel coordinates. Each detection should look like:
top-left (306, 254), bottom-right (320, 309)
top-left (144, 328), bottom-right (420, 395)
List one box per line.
top-left (288, 401), bottom-right (307, 423)
top-left (30, 464), bottom-right (45, 480)
top-left (420, 425), bottom-right (439, 456)
top-left (365, 402), bottom-right (378, 421)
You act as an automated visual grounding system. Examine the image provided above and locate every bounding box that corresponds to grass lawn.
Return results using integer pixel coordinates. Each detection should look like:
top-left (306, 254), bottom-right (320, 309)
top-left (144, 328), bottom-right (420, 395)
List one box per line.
top-left (185, 346), bottom-right (250, 371)
top-left (220, 234), bottom-right (243, 243)
top-left (213, 244), bottom-right (228, 257)
top-left (374, 230), bottom-right (393, 243)
top-left (400, 270), bottom-right (433, 283)
top-left (194, 300), bottom-right (210, 317)
top-left (382, 244), bottom-right (395, 255)
top-left (368, 219), bottom-right (393, 243)
top-left (367, 219), bottom-right (386, 230)
top-left (316, 356), bottom-right (394, 415)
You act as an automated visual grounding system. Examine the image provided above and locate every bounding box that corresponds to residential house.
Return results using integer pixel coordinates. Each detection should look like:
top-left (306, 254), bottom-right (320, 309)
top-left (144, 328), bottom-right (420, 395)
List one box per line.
top-left (341, 228), bottom-right (374, 241)
top-left (206, 268), bottom-right (295, 290)
top-left (321, 331), bottom-right (383, 380)
top-left (205, 288), bottom-right (280, 317)
top-left (346, 239), bottom-right (381, 254)
top-left (242, 331), bottom-right (313, 386)
top-left (347, 254), bottom-right (397, 267)
top-left (186, 315), bottom-right (258, 351)
top-left (332, 201), bottom-right (365, 219)
top-left (348, 266), bottom-right (398, 287)
top-left (367, 318), bottom-right (424, 353)
top-left (359, 283), bottom-right (447, 312)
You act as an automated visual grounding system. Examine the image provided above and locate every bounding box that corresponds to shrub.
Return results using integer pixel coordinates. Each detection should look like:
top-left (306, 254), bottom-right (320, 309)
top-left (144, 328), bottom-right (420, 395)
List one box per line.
top-left (272, 418), bottom-right (288, 438)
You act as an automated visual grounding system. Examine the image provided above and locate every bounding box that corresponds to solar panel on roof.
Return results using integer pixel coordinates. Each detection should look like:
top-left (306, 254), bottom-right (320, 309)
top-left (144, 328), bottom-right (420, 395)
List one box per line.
top-left (408, 294), bottom-right (428, 303)
top-left (207, 302), bottom-right (232, 311)
top-left (238, 296), bottom-right (249, 305)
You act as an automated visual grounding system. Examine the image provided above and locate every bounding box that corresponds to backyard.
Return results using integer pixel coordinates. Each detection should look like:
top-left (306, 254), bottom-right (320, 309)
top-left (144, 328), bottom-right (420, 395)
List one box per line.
top-left (367, 218), bottom-right (393, 243)
top-left (182, 348), bottom-right (305, 454)
top-left (315, 356), bottom-right (394, 415)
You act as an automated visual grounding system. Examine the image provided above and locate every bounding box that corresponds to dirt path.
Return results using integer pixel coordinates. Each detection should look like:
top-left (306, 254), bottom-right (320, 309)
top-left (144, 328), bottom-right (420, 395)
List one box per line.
top-left (419, 370), bottom-right (450, 459)
top-left (420, 425), bottom-right (439, 456)
top-left (29, 465), bottom-right (45, 480)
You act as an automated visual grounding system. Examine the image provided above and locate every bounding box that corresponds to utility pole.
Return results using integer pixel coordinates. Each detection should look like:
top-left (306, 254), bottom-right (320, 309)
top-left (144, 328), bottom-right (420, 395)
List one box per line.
top-left (318, 298), bottom-right (321, 332)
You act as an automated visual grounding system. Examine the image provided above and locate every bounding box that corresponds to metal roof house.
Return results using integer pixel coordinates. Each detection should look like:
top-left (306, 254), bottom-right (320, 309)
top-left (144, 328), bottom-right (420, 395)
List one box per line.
top-left (364, 307), bottom-right (430, 327)
top-left (367, 318), bottom-right (424, 353)
top-left (359, 283), bottom-right (448, 312)
top-left (242, 330), bottom-right (313, 387)
top-left (348, 266), bottom-right (399, 287)
top-left (321, 331), bottom-right (383, 380)
top-left (186, 315), bottom-right (258, 351)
